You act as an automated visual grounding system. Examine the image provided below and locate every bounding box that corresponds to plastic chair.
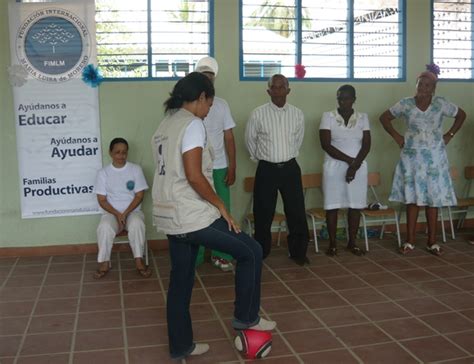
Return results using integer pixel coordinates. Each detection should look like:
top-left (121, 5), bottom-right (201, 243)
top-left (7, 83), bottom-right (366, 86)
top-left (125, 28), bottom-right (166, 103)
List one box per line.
top-left (110, 229), bottom-right (149, 267)
top-left (243, 177), bottom-right (286, 246)
top-left (396, 167), bottom-right (459, 243)
top-left (361, 172), bottom-right (401, 251)
top-left (302, 173), bottom-right (325, 253)
top-left (398, 205), bottom-right (450, 243)
top-left (303, 173), bottom-right (350, 253)
top-left (445, 166), bottom-right (474, 239)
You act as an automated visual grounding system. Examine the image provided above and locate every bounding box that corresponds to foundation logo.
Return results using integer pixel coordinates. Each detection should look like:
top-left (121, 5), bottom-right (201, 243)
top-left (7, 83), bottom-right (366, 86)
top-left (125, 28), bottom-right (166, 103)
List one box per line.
top-left (16, 8), bottom-right (91, 83)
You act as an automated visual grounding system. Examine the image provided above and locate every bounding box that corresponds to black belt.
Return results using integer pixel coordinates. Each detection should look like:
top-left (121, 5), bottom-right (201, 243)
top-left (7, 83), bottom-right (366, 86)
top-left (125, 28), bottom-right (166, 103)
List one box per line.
top-left (260, 158), bottom-right (295, 168)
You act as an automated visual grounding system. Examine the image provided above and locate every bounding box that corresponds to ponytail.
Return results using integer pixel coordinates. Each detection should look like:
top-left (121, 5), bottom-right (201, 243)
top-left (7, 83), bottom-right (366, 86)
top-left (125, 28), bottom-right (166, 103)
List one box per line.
top-left (164, 72), bottom-right (215, 113)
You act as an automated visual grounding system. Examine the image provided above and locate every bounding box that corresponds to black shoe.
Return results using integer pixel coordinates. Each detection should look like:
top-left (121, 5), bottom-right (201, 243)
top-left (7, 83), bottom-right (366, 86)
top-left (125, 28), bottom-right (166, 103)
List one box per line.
top-left (346, 244), bottom-right (366, 256)
top-left (325, 247), bottom-right (338, 257)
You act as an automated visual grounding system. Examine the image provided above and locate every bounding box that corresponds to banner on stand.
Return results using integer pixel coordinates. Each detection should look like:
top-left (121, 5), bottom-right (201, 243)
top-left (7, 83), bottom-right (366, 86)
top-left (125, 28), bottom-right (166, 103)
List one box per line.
top-left (8, 0), bottom-right (102, 218)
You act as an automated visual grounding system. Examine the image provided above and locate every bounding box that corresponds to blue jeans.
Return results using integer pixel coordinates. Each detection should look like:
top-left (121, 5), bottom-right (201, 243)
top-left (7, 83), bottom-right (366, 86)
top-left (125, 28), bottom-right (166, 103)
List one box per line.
top-left (166, 217), bottom-right (263, 359)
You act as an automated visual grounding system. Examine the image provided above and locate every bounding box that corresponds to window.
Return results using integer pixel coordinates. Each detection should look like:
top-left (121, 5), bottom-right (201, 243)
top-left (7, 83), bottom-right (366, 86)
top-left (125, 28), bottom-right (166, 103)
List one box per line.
top-left (243, 61), bottom-right (282, 77)
top-left (240, 0), bottom-right (405, 80)
top-left (432, 0), bottom-right (474, 80)
top-left (96, 0), bottom-right (213, 79)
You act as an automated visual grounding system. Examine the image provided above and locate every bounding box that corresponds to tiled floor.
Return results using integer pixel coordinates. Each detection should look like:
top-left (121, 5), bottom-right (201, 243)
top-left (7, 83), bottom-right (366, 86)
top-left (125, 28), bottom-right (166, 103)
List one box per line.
top-left (1, 233), bottom-right (474, 364)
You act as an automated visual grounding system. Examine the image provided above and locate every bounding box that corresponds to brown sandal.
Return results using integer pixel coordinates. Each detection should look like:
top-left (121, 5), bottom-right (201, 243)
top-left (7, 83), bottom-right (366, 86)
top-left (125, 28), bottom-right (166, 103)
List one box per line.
top-left (399, 243), bottom-right (415, 255)
top-left (93, 269), bottom-right (109, 279)
top-left (427, 244), bottom-right (444, 256)
top-left (137, 267), bottom-right (152, 278)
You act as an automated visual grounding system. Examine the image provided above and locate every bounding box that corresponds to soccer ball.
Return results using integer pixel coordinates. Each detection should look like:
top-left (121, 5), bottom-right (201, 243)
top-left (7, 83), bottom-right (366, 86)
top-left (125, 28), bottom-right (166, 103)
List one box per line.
top-left (234, 329), bottom-right (272, 359)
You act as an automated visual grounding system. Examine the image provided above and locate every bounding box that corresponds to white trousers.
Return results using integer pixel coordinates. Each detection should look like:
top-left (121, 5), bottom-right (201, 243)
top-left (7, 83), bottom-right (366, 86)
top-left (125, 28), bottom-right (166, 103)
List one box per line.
top-left (96, 210), bottom-right (146, 262)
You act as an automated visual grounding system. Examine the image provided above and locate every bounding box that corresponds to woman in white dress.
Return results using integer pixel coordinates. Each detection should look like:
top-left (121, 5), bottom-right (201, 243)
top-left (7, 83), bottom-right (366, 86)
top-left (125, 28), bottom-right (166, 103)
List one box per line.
top-left (319, 85), bottom-right (371, 256)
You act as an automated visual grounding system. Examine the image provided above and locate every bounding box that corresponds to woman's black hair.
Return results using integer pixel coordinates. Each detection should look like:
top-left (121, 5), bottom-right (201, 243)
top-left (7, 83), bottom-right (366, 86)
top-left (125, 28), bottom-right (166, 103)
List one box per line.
top-left (109, 137), bottom-right (128, 151)
top-left (337, 84), bottom-right (356, 98)
top-left (164, 72), bottom-right (215, 112)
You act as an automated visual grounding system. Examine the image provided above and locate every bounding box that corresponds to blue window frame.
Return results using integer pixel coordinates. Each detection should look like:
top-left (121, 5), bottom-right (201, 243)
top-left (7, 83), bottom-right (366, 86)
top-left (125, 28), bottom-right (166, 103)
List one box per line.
top-left (95, 0), bottom-right (214, 80)
top-left (240, 0), bottom-right (406, 81)
top-left (432, 0), bottom-right (474, 80)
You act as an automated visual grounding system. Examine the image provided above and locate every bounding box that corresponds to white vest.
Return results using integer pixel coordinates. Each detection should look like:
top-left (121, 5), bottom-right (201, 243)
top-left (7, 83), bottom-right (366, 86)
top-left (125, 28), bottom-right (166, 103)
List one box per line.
top-left (151, 108), bottom-right (220, 234)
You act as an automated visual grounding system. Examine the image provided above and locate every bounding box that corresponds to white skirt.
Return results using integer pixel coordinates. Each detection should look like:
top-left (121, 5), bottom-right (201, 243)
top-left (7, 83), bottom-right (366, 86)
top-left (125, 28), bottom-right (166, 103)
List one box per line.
top-left (322, 159), bottom-right (368, 210)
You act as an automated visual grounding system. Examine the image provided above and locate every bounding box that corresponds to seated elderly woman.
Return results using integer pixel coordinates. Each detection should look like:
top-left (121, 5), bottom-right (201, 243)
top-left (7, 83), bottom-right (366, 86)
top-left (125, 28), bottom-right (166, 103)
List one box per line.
top-left (93, 137), bottom-right (151, 279)
top-left (319, 84), bottom-right (371, 256)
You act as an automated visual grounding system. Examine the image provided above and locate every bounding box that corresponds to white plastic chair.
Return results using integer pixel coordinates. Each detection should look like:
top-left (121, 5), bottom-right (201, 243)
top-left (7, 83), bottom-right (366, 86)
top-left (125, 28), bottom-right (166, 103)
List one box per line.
top-left (302, 173), bottom-right (347, 253)
top-left (361, 172), bottom-right (401, 251)
top-left (109, 230), bottom-right (149, 268)
top-left (444, 166), bottom-right (474, 240)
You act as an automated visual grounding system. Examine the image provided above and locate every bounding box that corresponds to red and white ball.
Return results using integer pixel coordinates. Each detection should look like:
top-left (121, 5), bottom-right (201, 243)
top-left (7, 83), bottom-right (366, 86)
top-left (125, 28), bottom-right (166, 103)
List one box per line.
top-left (234, 329), bottom-right (272, 359)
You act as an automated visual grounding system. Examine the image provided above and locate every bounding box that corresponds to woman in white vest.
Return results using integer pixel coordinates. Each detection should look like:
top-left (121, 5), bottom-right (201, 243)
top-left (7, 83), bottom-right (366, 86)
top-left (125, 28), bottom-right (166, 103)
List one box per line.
top-left (151, 72), bottom-right (276, 360)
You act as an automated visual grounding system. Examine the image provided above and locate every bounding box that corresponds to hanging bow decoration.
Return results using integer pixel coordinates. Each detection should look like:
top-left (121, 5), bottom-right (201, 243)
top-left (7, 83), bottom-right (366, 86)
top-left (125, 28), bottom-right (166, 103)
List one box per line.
top-left (8, 64), bottom-right (29, 87)
top-left (295, 64), bottom-right (306, 79)
top-left (82, 64), bottom-right (104, 87)
top-left (425, 63), bottom-right (440, 76)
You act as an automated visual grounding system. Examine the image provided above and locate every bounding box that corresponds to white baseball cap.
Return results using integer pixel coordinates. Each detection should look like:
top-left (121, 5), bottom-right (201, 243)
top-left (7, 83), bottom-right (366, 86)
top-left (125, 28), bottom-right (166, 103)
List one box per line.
top-left (195, 56), bottom-right (219, 77)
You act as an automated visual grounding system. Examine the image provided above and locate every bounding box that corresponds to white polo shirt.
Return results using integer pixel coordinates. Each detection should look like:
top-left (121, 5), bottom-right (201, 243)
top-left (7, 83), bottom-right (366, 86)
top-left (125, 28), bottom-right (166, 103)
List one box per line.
top-left (94, 162), bottom-right (148, 213)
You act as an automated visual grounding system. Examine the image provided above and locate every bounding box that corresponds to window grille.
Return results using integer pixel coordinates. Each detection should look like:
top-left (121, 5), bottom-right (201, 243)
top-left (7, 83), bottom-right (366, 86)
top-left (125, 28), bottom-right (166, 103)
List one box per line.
top-left (96, 0), bottom-right (213, 79)
top-left (432, 0), bottom-right (474, 79)
top-left (243, 61), bottom-right (282, 77)
top-left (241, 0), bottom-right (405, 80)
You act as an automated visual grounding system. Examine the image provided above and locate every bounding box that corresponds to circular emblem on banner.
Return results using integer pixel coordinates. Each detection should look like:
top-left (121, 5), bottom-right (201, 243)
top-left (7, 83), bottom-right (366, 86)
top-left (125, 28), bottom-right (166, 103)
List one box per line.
top-left (16, 8), bottom-right (91, 83)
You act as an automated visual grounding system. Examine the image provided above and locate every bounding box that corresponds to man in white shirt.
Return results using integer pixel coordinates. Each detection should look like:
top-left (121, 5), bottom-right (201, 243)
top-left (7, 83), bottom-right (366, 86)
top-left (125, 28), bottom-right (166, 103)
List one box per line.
top-left (245, 74), bottom-right (309, 266)
top-left (195, 57), bottom-right (237, 272)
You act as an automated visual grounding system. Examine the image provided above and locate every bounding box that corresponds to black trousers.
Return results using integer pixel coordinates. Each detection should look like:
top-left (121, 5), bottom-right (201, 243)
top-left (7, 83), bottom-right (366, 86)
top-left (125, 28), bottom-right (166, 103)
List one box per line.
top-left (253, 159), bottom-right (309, 259)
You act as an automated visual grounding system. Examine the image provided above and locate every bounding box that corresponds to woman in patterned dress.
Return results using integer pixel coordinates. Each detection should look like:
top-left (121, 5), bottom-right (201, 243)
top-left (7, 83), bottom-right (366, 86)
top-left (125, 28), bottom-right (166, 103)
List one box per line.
top-left (379, 65), bottom-right (466, 256)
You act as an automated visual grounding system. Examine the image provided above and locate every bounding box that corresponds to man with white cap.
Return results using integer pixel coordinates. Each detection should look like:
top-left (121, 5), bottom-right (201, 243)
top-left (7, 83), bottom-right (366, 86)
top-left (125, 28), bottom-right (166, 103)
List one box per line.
top-left (194, 56), bottom-right (237, 272)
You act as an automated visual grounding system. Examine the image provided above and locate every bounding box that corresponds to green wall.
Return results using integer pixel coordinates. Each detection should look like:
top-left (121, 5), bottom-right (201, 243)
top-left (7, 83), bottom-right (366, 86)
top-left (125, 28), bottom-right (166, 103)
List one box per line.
top-left (1, 0), bottom-right (473, 248)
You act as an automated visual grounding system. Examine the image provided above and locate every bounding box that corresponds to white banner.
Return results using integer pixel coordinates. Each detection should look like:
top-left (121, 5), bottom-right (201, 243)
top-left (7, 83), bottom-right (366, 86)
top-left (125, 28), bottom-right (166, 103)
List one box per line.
top-left (8, 0), bottom-right (102, 218)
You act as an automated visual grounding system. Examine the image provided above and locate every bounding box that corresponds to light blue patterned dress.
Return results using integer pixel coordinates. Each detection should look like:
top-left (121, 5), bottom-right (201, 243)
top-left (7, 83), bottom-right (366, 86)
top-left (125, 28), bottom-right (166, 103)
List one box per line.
top-left (389, 96), bottom-right (458, 207)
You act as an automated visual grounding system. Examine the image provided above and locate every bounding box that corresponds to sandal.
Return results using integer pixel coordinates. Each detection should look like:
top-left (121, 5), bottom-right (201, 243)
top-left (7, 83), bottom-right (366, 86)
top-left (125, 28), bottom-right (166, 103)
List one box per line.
top-left (93, 269), bottom-right (109, 279)
top-left (399, 243), bottom-right (415, 255)
top-left (346, 245), bottom-right (365, 256)
top-left (137, 267), bottom-right (152, 278)
top-left (325, 247), bottom-right (338, 257)
top-left (427, 243), bottom-right (444, 256)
